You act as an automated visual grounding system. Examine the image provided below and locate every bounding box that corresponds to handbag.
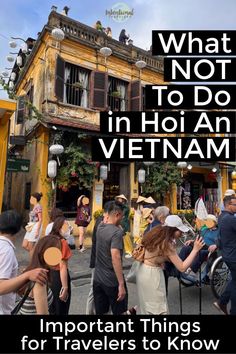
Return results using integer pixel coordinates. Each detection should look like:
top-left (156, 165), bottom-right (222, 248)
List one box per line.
top-left (11, 281), bottom-right (35, 315)
top-left (126, 261), bottom-right (140, 284)
top-left (25, 222), bottom-right (35, 232)
top-left (132, 244), bottom-right (145, 262)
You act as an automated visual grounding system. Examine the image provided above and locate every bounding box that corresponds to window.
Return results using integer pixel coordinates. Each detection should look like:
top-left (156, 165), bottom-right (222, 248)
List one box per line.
top-left (108, 77), bottom-right (128, 111)
top-left (64, 63), bottom-right (90, 108)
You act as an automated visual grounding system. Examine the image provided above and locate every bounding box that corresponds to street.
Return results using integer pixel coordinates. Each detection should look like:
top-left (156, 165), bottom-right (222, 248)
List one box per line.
top-left (15, 231), bottom-right (220, 315)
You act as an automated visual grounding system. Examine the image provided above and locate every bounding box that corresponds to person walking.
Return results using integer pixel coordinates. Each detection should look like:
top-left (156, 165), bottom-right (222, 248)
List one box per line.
top-left (22, 192), bottom-right (43, 256)
top-left (136, 216), bottom-right (204, 314)
top-left (75, 195), bottom-right (91, 252)
top-left (214, 195), bottom-right (236, 315)
top-left (93, 201), bottom-right (128, 315)
top-left (48, 217), bottom-right (72, 315)
top-left (0, 210), bottom-right (48, 314)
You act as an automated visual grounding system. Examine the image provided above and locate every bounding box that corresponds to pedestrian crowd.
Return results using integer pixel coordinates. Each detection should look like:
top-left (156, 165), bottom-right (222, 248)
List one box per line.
top-left (0, 188), bottom-right (236, 315)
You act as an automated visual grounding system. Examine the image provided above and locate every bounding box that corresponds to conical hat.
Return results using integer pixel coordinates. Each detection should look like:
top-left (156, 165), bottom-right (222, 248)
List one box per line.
top-left (137, 196), bottom-right (146, 203)
top-left (144, 196), bottom-right (156, 204)
top-left (115, 194), bottom-right (127, 201)
top-left (142, 208), bottom-right (153, 219)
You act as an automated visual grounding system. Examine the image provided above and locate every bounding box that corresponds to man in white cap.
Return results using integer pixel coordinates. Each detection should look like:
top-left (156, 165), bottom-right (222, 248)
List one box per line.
top-left (178, 214), bottom-right (219, 278)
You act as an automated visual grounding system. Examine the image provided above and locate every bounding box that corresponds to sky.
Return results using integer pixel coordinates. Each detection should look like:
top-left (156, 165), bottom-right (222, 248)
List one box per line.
top-left (1, 0), bottom-right (236, 99)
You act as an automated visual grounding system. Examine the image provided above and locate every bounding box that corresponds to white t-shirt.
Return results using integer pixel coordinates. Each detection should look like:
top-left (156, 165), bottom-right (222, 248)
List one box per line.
top-left (0, 236), bottom-right (18, 314)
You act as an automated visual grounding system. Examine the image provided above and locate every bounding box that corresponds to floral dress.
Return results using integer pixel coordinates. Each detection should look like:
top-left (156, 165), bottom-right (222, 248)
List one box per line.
top-left (24, 204), bottom-right (42, 242)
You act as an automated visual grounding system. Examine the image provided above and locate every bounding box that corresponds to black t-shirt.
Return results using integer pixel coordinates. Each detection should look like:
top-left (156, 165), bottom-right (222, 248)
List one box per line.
top-left (94, 223), bottom-right (124, 287)
top-left (218, 210), bottom-right (236, 263)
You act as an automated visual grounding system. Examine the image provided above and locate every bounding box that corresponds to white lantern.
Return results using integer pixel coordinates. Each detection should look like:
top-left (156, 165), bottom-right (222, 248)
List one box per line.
top-left (49, 144), bottom-right (64, 155)
top-left (48, 160), bottom-right (57, 178)
top-left (6, 55), bottom-right (15, 63)
top-left (100, 164), bottom-right (108, 180)
top-left (16, 55), bottom-right (22, 67)
top-left (9, 41), bottom-right (17, 48)
top-left (177, 162), bottom-right (187, 169)
top-left (187, 164), bottom-right (192, 170)
top-left (135, 60), bottom-right (147, 69)
top-left (9, 81), bottom-right (14, 90)
top-left (138, 168), bottom-right (146, 184)
top-left (10, 72), bottom-right (16, 81)
top-left (231, 170), bottom-right (236, 178)
top-left (21, 43), bottom-right (28, 54)
top-left (51, 28), bottom-right (65, 41)
top-left (100, 47), bottom-right (112, 57)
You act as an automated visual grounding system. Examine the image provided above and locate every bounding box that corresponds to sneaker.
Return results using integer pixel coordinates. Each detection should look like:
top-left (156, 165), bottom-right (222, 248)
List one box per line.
top-left (126, 306), bottom-right (137, 315)
top-left (213, 301), bottom-right (228, 315)
top-left (79, 247), bottom-right (86, 253)
top-left (125, 253), bottom-right (132, 259)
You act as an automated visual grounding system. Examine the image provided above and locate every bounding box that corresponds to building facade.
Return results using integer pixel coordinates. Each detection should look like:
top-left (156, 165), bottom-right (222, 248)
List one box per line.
top-left (4, 10), bottom-right (230, 232)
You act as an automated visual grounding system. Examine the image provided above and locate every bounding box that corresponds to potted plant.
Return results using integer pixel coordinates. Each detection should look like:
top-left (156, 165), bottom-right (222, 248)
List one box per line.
top-left (111, 91), bottom-right (121, 98)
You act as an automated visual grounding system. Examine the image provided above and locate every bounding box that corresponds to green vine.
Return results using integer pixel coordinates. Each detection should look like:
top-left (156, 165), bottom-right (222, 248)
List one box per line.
top-left (142, 162), bottom-right (182, 200)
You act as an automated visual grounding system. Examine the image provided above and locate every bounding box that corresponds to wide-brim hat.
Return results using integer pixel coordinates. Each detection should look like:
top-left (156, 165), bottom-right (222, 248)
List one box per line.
top-left (137, 196), bottom-right (146, 203)
top-left (144, 196), bottom-right (156, 204)
top-left (115, 194), bottom-right (128, 201)
top-left (142, 208), bottom-right (153, 219)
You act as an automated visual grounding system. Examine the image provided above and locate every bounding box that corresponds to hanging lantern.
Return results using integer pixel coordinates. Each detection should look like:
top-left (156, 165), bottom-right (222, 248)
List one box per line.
top-left (143, 161), bottom-right (154, 175)
top-left (49, 144), bottom-right (64, 155)
top-left (21, 43), bottom-right (28, 54)
top-left (16, 55), bottom-right (22, 67)
top-left (135, 60), bottom-right (147, 69)
top-left (49, 144), bottom-right (64, 166)
top-left (51, 28), bottom-right (65, 41)
top-left (48, 160), bottom-right (57, 178)
top-left (10, 72), bottom-right (16, 81)
top-left (8, 81), bottom-right (14, 90)
top-left (100, 47), bottom-right (112, 57)
top-left (9, 41), bottom-right (17, 48)
top-left (6, 55), bottom-right (15, 63)
top-left (177, 161), bottom-right (187, 177)
top-left (100, 164), bottom-right (108, 180)
top-left (138, 168), bottom-right (146, 184)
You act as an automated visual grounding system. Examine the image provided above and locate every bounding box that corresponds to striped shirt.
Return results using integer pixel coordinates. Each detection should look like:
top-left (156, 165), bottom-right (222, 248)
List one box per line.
top-left (19, 288), bottom-right (53, 315)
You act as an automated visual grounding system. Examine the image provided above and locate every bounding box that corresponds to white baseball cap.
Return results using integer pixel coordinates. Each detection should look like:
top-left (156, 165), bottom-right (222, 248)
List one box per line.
top-left (207, 214), bottom-right (217, 223)
top-left (164, 215), bottom-right (189, 233)
top-left (224, 189), bottom-right (235, 196)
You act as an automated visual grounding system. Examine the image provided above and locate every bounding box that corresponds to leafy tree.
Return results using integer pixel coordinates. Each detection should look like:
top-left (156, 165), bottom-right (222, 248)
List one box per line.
top-left (142, 162), bottom-right (182, 201)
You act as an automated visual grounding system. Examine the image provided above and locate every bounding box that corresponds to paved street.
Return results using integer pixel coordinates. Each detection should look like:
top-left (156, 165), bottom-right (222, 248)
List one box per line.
top-left (15, 230), bottom-right (220, 315)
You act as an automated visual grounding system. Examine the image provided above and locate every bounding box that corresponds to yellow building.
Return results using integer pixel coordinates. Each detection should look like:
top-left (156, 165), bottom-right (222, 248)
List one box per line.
top-left (0, 99), bottom-right (16, 212)
top-left (5, 10), bottom-right (230, 233)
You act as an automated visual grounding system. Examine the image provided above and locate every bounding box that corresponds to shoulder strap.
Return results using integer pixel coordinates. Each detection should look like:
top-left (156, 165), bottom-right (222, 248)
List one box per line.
top-left (11, 281), bottom-right (35, 315)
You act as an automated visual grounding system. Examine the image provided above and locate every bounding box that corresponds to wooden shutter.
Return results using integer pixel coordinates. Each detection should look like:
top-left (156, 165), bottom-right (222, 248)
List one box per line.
top-left (55, 55), bottom-right (65, 101)
top-left (130, 80), bottom-right (142, 111)
top-left (16, 96), bottom-right (26, 124)
top-left (91, 71), bottom-right (108, 110)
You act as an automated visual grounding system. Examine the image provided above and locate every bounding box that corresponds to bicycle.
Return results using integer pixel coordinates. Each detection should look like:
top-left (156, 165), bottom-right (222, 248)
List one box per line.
top-left (210, 255), bottom-right (230, 299)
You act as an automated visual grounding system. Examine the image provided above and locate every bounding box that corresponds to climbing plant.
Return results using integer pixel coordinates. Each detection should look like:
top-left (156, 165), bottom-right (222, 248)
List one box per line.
top-left (142, 162), bottom-right (182, 200)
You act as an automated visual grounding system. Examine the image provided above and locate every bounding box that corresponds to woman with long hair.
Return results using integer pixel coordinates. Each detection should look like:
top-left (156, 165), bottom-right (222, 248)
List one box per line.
top-left (75, 195), bottom-right (91, 252)
top-left (19, 236), bottom-right (60, 314)
top-left (48, 217), bottom-right (72, 315)
top-left (136, 217), bottom-right (204, 314)
top-left (22, 192), bottom-right (43, 256)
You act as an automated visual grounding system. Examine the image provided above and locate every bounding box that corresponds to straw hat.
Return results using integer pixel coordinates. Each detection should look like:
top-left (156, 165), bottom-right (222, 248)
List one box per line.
top-left (142, 208), bottom-right (153, 219)
top-left (144, 196), bottom-right (156, 204)
top-left (137, 196), bottom-right (146, 203)
top-left (115, 194), bottom-right (128, 201)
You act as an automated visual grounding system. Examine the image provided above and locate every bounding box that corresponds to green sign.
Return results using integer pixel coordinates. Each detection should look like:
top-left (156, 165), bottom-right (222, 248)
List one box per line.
top-left (7, 158), bottom-right (30, 173)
